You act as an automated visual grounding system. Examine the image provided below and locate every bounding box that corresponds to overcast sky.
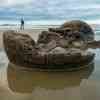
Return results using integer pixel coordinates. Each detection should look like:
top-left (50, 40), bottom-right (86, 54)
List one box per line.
top-left (0, 0), bottom-right (100, 20)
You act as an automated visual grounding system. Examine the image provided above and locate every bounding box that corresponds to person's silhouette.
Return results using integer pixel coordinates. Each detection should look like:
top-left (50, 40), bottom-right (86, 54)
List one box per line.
top-left (20, 18), bottom-right (24, 30)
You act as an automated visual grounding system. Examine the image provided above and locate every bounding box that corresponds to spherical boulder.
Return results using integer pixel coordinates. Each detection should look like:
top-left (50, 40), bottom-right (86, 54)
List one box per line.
top-left (60, 20), bottom-right (94, 41)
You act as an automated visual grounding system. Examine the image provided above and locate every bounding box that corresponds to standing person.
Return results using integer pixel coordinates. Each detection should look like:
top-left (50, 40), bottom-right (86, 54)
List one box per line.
top-left (20, 18), bottom-right (24, 30)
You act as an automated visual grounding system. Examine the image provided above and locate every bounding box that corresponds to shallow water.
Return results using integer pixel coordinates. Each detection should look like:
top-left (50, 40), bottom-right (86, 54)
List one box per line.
top-left (1, 29), bottom-right (100, 100)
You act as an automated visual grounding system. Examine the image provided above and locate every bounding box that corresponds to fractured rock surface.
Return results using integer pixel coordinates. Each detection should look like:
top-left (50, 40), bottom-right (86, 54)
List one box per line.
top-left (3, 20), bottom-right (96, 69)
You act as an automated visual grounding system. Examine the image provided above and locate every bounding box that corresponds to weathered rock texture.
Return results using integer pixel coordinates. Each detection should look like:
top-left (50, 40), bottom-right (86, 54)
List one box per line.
top-left (3, 20), bottom-right (97, 70)
top-left (48, 20), bottom-right (94, 41)
top-left (3, 30), bottom-right (37, 66)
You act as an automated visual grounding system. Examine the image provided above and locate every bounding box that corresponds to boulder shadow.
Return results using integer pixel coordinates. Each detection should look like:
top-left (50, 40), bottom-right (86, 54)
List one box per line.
top-left (7, 62), bottom-right (94, 93)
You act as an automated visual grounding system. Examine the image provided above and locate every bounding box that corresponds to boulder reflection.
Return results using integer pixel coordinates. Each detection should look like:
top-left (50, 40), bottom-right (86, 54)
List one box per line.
top-left (7, 63), bottom-right (94, 93)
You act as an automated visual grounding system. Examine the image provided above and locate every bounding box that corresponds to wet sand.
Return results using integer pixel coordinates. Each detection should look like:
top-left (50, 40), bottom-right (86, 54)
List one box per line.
top-left (0, 25), bottom-right (100, 100)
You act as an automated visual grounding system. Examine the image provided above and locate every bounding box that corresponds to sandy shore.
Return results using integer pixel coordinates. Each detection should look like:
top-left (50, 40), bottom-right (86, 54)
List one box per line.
top-left (0, 25), bottom-right (100, 100)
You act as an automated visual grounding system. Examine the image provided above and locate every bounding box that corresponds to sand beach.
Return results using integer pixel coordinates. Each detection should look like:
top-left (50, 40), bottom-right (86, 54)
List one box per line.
top-left (0, 24), bottom-right (100, 100)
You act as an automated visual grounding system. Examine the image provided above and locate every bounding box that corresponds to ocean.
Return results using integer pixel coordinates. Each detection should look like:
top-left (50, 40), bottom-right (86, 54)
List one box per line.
top-left (1, 0), bottom-right (100, 26)
top-left (1, 0), bottom-right (100, 36)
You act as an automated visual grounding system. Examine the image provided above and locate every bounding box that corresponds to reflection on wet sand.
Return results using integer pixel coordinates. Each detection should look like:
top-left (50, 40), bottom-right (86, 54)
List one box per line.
top-left (7, 63), bottom-right (94, 93)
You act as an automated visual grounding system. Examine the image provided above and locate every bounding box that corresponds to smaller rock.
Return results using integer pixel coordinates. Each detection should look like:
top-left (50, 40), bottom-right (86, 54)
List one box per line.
top-left (72, 41), bottom-right (84, 48)
top-left (49, 47), bottom-right (67, 54)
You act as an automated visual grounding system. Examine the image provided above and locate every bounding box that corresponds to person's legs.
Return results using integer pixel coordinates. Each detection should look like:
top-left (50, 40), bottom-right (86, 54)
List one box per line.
top-left (22, 24), bottom-right (24, 30)
top-left (20, 24), bottom-right (24, 30)
top-left (21, 24), bottom-right (24, 30)
top-left (20, 24), bottom-right (22, 30)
